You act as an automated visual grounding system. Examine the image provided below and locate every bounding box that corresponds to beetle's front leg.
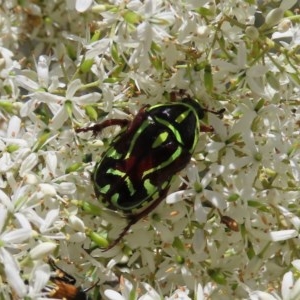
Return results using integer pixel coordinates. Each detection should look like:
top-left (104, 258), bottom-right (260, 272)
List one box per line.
top-left (76, 119), bottom-right (130, 136)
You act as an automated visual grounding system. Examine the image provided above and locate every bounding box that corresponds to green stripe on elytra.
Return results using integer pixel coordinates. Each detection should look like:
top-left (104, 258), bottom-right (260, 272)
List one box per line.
top-left (99, 184), bottom-right (110, 194)
top-left (125, 121), bottom-right (149, 159)
top-left (106, 147), bottom-right (123, 159)
top-left (175, 109), bottom-right (190, 123)
top-left (154, 117), bottom-right (183, 144)
top-left (106, 168), bottom-right (136, 197)
top-left (174, 105), bottom-right (200, 152)
top-left (142, 146), bottom-right (182, 178)
top-left (143, 178), bottom-right (156, 195)
top-left (152, 131), bottom-right (169, 148)
top-left (130, 179), bottom-right (171, 212)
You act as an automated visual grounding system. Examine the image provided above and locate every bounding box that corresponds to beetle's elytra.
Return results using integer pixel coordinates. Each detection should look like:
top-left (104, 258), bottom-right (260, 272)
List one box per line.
top-left (76, 96), bottom-right (221, 250)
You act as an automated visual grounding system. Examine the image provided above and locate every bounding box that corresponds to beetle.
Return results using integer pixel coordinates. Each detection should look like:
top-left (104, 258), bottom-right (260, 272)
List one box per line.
top-left (44, 259), bottom-right (98, 300)
top-left (76, 95), bottom-right (223, 250)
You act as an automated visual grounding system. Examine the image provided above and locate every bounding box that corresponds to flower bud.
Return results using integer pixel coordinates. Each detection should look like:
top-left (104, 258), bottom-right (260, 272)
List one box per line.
top-left (265, 8), bottom-right (284, 27)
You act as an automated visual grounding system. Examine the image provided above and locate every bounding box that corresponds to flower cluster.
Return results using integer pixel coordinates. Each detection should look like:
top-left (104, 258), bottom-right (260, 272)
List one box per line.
top-left (0, 0), bottom-right (300, 299)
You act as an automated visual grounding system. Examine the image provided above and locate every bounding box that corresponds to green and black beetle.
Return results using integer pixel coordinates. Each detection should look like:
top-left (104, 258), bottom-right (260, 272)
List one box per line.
top-left (77, 95), bottom-right (223, 249)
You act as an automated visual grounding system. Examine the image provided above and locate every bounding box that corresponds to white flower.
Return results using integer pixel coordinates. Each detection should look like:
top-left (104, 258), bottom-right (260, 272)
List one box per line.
top-left (26, 263), bottom-right (51, 299)
top-left (32, 79), bottom-right (101, 130)
top-left (16, 55), bottom-right (62, 93)
top-left (0, 204), bottom-right (32, 247)
top-left (0, 248), bottom-right (27, 298)
top-left (272, 23), bottom-right (300, 49)
top-left (104, 277), bottom-right (138, 300)
top-left (249, 269), bottom-right (300, 300)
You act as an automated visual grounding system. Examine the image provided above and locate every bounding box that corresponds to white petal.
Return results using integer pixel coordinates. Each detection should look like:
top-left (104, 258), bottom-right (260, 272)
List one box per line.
top-left (15, 75), bottom-right (39, 91)
top-left (195, 283), bottom-right (204, 300)
top-left (37, 55), bottom-right (49, 88)
top-left (208, 113), bottom-right (228, 140)
top-left (34, 91), bottom-right (64, 103)
top-left (104, 289), bottom-right (125, 300)
top-left (85, 39), bottom-right (111, 59)
top-left (3, 228), bottom-right (31, 244)
top-left (75, 0), bottom-right (93, 12)
top-left (69, 232), bottom-right (86, 242)
top-left (140, 282), bottom-right (160, 300)
top-left (66, 78), bottom-right (82, 98)
top-left (166, 190), bottom-right (186, 204)
top-left (14, 212), bottom-right (32, 230)
top-left (290, 159), bottom-right (300, 181)
top-left (4, 258), bottom-right (27, 297)
top-left (292, 260), bottom-right (300, 271)
top-left (31, 263), bottom-right (51, 294)
top-left (281, 271), bottom-right (293, 299)
top-left (55, 182), bottom-right (76, 195)
top-left (192, 229), bottom-right (205, 254)
top-left (0, 248), bottom-right (27, 297)
top-left (247, 64), bottom-right (268, 78)
top-left (280, 0), bottom-right (297, 10)
top-left (269, 229), bottom-right (298, 242)
top-left (19, 153), bottom-right (38, 177)
top-left (0, 152), bottom-right (14, 172)
top-left (7, 116), bottom-right (21, 138)
top-left (44, 152), bottom-right (57, 176)
top-left (69, 215), bottom-right (85, 232)
top-left (249, 291), bottom-right (277, 300)
top-left (203, 189), bottom-right (227, 210)
top-left (38, 183), bottom-right (57, 196)
top-left (50, 106), bottom-right (68, 130)
top-left (40, 209), bottom-right (59, 232)
top-left (0, 187), bottom-right (14, 211)
top-left (30, 242), bottom-right (56, 260)
top-left (194, 198), bottom-right (208, 223)
top-left (290, 278), bottom-right (300, 299)
top-left (237, 41), bottom-right (247, 68)
top-left (74, 92), bottom-right (102, 105)
top-left (0, 204), bottom-right (8, 231)
top-left (24, 174), bottom-right (39, 185)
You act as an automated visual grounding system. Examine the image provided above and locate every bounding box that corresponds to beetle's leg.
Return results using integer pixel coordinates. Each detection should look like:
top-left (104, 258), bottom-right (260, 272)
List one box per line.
top-left (200, 124), bottom-right (214, 132)
top-left (205, 108), bottom-right (225, 115)
top-left (76, 119), bottom-right (130, 135)
top-left (102, 189), bottom-right (169, 252)
top-left (101, 219), bottom-right (137, 251)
